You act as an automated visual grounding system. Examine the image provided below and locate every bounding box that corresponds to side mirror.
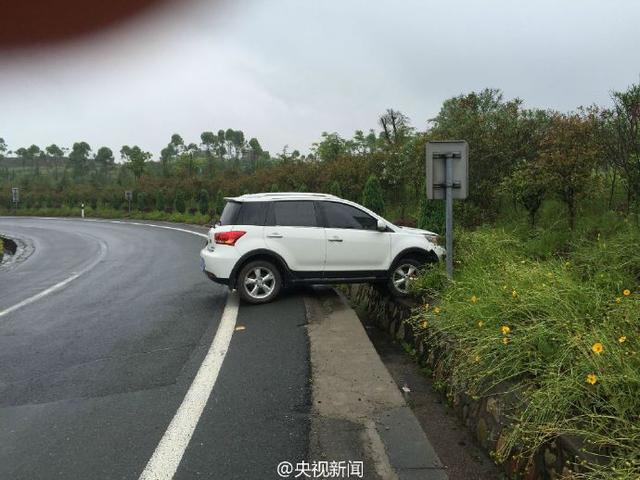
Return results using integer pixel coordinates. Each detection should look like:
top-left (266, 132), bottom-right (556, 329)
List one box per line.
top-left (213, 221), bottom-right (221, 228)
top-left (376, 219), bottom-right (386, 232)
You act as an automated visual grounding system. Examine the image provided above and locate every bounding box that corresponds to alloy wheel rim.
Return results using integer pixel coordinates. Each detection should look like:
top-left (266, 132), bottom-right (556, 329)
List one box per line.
top-left (393, 264), bottom-right (418, 294)
top-left (244, 267), bottom-right (275, 299)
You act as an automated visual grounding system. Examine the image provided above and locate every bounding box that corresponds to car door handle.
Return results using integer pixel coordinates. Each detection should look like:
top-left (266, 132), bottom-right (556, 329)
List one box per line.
top-left (328, 237), bottom-right (343, 242)
top-left (266, 233), bottom-right (283, 238)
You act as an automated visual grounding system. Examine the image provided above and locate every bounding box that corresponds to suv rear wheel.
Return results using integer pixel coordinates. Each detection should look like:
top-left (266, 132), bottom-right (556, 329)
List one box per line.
top-left (388, 257), bottom-right (422, 298)
top-left (237, 260), bottom-right (282, 304)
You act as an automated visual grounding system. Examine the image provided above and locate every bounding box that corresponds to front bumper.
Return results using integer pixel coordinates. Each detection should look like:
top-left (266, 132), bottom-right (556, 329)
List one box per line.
top-left (432, 245), bottom-right (446, 261)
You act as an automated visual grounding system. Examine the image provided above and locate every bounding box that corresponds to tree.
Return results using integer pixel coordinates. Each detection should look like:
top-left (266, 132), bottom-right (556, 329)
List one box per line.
top-left (159, 145), bottom-right (175, 177)
top-left (328, 180), bottom-right (342, 197)
top-left (429, 89), bottom-right (542, 220)
top-left (248, 137), bottom-right (263, 171)
top-left (69, 142), bottom-right (92, 178)
top-left (214, 190), bottom-right (225, 216)
top-left (94, 146), bottom-right (114, 178)
top-left (155, 190), bottom-right (166, 211)
top-left (379, 109), bottom-right (412, 147)
top-left (0, 138), bottom-right (7, 159)
top-left (170, 134), bottom-right (185, 155)
top-left (136, 192), bottom-right (147, 211)
top-left (312, 132), bottom-right (348, 162)
top-left (45, 144), bottom-right (64, 178)
top-left (120, 145), bottom-right (151, 179)
top-left (501, 161), bottom-right (547, 227)
top-left (538, 112), bottom-right (600, 229)
top-left (174, 190), bottom-right (187, 214)
top-left (200, 131), bottom-right (217, 177)
top-left (362, 174), bottom-right (385, 214)
top-left (597, 83), bottom-right (640, 215)
top-left (198, 189), bottom-right (210, 215)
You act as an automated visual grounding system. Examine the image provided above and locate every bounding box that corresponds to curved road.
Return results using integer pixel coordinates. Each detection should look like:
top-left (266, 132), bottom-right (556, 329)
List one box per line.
top-left (0, 217), bottom-right (310, 480)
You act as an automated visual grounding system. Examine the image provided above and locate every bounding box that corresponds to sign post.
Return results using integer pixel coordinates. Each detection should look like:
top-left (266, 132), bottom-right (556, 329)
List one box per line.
top-left (426, 141), bottom-right (468, 278)
top-left (11, 187), bottom-right (19, 211)
top-left (81, 203), bottom-right (85, 219)
top-left (125, 191), bottom-right (133, 214)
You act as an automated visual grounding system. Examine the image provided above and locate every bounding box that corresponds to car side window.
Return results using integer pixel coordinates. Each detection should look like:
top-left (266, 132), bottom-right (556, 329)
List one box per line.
top-left (271, 201), bottom-right (318, 227)
top-left (320, 201), bottom-right (377, 230)
top-left (236, 202), bottom-right (268, 225)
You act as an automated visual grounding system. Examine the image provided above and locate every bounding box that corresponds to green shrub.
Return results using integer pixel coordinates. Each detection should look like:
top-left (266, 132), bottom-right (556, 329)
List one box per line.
top-left (174, 191), bottom-right (186, 214)
top-left (361, 174), bottom-right (384, 214)
top-left (197, 189), bottom-right (210, 216)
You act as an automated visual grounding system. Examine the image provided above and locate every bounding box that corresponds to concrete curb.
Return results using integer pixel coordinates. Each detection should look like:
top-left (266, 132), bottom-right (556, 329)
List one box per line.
top-left (306, 287), bottom-right (447, 480)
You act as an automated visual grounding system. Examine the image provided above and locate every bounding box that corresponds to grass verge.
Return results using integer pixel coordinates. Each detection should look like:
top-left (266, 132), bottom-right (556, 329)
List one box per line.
top-left (408, 220), bottom-right (640, 478)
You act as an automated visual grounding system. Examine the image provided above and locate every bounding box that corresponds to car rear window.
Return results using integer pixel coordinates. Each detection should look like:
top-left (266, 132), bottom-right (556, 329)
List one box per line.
top-left (219, 201), bottom-right (241, 225)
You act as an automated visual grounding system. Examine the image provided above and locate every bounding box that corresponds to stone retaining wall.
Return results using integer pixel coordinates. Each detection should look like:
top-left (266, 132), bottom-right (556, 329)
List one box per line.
top-left (345, 284), bottom-right (586, 480)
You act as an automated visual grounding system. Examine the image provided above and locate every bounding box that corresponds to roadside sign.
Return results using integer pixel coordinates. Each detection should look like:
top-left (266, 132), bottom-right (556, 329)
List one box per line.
top-left (125, 191), bottom-right (133, 214)
top-left (426, 141), bottom-right (468, 200)
top-left (11, 187), bottom-right (19, 204)
top-left (425, 141), bottom-right (469, 279)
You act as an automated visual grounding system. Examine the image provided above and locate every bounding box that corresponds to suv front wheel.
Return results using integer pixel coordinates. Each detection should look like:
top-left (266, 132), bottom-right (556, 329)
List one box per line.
top-left (388, 257), bottom-right (422, 298)
top-left (237, 260), bottom-right (282, 304)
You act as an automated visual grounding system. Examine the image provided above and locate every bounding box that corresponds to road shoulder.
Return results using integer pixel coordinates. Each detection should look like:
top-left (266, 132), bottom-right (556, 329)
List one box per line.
top-left (306, 288), bottom-right (447, 480)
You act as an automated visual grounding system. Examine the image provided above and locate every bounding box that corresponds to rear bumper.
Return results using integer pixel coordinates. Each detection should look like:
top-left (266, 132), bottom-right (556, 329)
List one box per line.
top-left (204, 270), bottom-right (229, 285)
top-left (200, 246), bottom-right (239, 287)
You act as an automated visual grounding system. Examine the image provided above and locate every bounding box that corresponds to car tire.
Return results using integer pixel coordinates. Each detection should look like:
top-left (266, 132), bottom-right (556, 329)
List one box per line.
top-left (237, 260), bottom-right (282, 304)
top-left (387, 257), bottom-right (423, 298)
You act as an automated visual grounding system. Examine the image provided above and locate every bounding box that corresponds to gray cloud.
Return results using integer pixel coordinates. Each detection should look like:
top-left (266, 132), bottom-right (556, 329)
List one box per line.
top-left (1, 0), bottom-right (639, 157)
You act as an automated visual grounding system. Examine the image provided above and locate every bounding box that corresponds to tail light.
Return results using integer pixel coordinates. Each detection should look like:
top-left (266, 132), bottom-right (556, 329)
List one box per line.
top-left (214, 230), bottom-right (246, 246)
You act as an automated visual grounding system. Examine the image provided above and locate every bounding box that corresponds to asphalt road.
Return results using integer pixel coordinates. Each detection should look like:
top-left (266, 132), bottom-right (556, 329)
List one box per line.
top-left (0, 217), bottom-right (310, 480)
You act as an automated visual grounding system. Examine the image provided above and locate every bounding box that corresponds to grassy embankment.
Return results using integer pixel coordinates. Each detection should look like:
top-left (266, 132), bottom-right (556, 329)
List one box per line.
top-left (408, 199), bottom-right (640, 478)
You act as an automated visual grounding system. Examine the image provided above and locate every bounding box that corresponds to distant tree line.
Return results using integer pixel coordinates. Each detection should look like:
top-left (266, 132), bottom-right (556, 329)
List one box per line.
top-left (2, 82), bottom-right (640, 230)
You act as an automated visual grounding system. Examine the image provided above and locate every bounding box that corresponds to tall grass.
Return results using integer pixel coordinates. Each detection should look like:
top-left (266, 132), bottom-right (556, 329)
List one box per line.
top-left (409, 219), bottom-right (640, 478)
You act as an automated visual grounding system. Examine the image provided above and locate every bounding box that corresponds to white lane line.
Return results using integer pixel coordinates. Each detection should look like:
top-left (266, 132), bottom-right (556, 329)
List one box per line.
top-left (138, 293), bottom-right (239, 480)
top-left (0, 240), bottom-right (108, 318)
top-left (105, 220), bottom-right (208, 239)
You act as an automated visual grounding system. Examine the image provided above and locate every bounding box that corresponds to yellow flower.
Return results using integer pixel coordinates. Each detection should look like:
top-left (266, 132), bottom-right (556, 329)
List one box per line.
top-left (591, 342), bottom-right (604, 355)
top-left (474, 355), bottom-right (480, 362)
top-left (421, 321), bottom-right (428, 329)
top-left (623, 289), bottom-right (631, 297)
top-left (478, 321), bottom-right (484, 328)
top-left (470, 295), bottom-right (478, 304)
top-left (502, 337), bottom-right (509, 345)
top-left (434, 307), bottom-right (441, 314)
top-left (501, 325), bottom-right (510, 335)
top-left (619, 336), bottom-right (627, 344)
top-left (424, 303), bottom-right (430, 311)
top-left (586, 373), bottom-right (598, 385)
top-left (512, 290), bottom-right (518, 299)
top-left (615, 297), bottom-right (622, 304)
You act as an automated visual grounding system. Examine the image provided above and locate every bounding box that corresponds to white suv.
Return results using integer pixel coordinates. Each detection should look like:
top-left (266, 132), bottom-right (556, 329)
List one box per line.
top-left (200, 193), bottom-right (445, 304)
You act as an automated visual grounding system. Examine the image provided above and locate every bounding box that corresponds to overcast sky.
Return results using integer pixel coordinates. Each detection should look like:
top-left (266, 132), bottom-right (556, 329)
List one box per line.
top-left (1, 0), bottom-right (639, 157)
